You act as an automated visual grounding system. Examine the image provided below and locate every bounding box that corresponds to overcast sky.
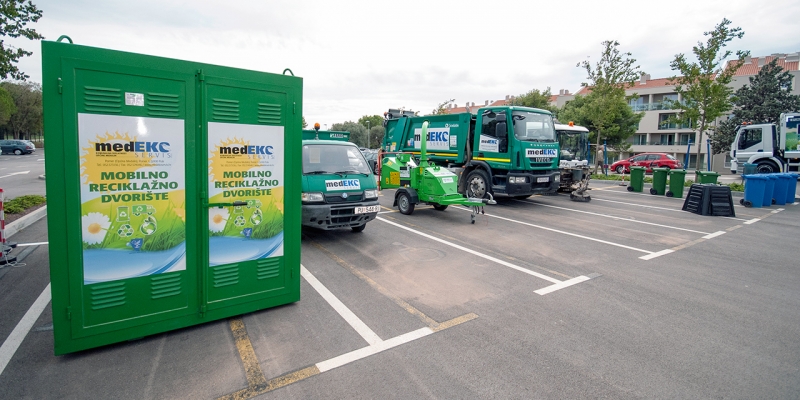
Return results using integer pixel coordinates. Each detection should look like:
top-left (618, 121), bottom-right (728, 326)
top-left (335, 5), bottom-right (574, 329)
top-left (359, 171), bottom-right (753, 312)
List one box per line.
top-left (10, 0), bottom-right (800, 127)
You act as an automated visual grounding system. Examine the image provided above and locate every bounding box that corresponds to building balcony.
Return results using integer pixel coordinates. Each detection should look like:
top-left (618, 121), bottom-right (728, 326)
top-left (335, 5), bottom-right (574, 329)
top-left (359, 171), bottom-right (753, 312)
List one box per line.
top-left (628, 102), bottom-right (676, 112)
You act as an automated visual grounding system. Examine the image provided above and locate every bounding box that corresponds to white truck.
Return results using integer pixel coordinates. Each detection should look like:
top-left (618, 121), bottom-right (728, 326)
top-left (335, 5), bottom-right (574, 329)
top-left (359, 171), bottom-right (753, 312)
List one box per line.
top-left (730, 112), bottom-right (800, 174)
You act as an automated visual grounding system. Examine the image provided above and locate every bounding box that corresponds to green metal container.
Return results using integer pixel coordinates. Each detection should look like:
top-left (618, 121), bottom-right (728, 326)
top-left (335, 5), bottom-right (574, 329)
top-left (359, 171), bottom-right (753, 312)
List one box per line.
top-left (650, 167), bottom-right (669, 195)
top-left (666, 169), bottom-right (688, 198)
top-left (43, 39), bottom-right (302, 354)
top-left (628, 166), bottom-right (646, 192)
top-left (695, 171), bottom-right (720, 184)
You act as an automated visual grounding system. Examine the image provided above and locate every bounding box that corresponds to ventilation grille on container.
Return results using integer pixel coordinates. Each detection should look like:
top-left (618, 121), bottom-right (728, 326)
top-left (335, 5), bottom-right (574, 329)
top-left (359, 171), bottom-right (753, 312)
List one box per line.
top-left (147, 92), bottom-right (180, 117)
top-left (257, 258), bottom-right (281, 280)
top-left (90, 281), bottom-right (126, 310)
top-left (257, 103), bottom-right (281, 125)
top-left (212, 99), bottom-right (240, 121)
top-left (213, 264), bottom-right (239, 287)
top-left (84, 86), bottom-right (122, 114)
top-left (150, 273), bottom-right (182, 299)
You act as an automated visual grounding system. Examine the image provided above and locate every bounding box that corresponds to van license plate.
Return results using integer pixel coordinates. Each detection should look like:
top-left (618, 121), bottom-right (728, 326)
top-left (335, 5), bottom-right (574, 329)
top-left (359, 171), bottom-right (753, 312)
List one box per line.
top-left (537, 177), bottom-right (549, 183)
top-left (355, 205), bottom-right (380, 214)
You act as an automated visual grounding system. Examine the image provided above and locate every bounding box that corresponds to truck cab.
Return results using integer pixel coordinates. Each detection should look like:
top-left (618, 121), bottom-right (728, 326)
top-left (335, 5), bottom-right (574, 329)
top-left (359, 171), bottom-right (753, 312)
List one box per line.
top-left (730, 113), bottom-right (800, 174)
top-left (301, 130), bottom-right (380, 232)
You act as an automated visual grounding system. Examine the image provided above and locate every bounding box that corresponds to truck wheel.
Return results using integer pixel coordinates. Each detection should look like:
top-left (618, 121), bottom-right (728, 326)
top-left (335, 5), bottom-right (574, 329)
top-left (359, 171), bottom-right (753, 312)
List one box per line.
top-left (756, 161), bottom-right (778, 173)
top-left (397, 192), bottom-right (415, 215)
top-left (465, 170), bottom-right (489, 199)
top-left (432, 204), bottom-right (448, 211)
top-left (351, 224), bottom-right (366, 233)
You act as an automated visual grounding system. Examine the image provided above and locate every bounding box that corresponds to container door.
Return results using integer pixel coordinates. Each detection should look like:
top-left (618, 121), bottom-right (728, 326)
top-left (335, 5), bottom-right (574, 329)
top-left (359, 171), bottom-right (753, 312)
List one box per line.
top-left (475, 110), bottom-right (511, 167)
top-left (62, 59), bottom-right (198, 338)
top-left (200, 74), bottom-right (295, 313)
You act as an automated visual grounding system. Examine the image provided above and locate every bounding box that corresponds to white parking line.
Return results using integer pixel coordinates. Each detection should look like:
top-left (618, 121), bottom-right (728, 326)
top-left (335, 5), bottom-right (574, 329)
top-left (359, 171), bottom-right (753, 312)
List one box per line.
top-left (520, 200), bottom-right (712, 235)
top-left (316, 327), bottom-right (432, 373)
top-left (744, 218), bottom-right (760, 225)
top-left (534, 276), bottom-right (591, 295)
top-left (591, 197), bottom-right (685, 212)
top-left (451, 206), bottom-right (655, 255)
top-left (301, 265), bottom-right (383, 345)
top-left (702, 231), bottom-right (726, 239)
top-left (0, 283), bottom-right (51, 376)
top-left (377, 216), bottom-right (562, 284)
top-left (639, 249), bottom-right (674, 260)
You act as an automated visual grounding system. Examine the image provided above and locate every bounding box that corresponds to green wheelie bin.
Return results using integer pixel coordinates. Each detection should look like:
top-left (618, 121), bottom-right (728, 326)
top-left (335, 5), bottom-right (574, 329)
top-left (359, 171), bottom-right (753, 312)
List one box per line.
top-left (627, 166), bottom-right (645, 192)
top-left (695, 170), bottom-right (720, 184)
top-left (666, 169), bottom-right (687, 198)
top-left (650, 167), bottom-right (669, 195)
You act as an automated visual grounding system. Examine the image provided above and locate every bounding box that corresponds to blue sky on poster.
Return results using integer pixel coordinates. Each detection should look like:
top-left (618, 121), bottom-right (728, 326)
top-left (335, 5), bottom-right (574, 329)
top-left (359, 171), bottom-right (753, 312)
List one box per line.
top-left (12, 0), bottom-right (800, 127)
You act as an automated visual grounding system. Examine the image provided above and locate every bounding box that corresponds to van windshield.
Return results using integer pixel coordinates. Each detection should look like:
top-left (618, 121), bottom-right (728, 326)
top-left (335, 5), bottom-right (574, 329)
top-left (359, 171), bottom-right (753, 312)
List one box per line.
top-left (512, 111), bottom-right (556, 142)
top-left (303, 144), bottom-right (372, 175)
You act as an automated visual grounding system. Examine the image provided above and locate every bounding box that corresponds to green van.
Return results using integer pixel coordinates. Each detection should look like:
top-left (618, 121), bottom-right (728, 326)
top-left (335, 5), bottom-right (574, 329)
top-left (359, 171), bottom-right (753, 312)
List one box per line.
top-left (301, 135), bottom-right (380, 232)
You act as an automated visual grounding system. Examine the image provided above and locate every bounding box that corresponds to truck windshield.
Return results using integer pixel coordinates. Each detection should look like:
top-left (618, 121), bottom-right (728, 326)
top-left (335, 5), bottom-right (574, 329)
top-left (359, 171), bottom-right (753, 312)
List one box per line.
top-left (512, 112), bottom-right (556, 142)
top-left (557, 131), bottom-right (588, 161)
top-left (303, 144), bottom-right (372, 175)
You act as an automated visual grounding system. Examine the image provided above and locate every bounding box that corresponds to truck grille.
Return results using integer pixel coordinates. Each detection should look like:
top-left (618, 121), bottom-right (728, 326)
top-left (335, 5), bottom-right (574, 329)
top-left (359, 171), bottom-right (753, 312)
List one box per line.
top-left (325, 192), bottom-right (363, 203)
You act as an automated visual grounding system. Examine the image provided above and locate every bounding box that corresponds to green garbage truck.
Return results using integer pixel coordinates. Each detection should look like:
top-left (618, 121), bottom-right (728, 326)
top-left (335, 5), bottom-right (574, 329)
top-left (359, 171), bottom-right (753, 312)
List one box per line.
top-left (301, 124), bottom-right (379, 232)
top-left (381, 106), bottom-right (560, 199)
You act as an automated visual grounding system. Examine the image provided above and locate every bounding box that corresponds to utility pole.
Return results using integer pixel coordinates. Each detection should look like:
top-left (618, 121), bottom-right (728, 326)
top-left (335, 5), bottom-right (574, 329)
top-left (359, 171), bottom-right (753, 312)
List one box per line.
top-left (366, 120), bottom-right (371, 149)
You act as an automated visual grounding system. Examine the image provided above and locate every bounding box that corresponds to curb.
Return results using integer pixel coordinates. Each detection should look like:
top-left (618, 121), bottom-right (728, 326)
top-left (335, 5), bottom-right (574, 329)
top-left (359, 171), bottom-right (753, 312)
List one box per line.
top-left (6, 205), bottom-right (48, 238)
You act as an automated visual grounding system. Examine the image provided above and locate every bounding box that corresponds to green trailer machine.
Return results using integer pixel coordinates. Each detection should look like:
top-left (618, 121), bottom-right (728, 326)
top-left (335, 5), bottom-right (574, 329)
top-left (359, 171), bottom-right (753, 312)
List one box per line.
top-left (42, 37), bottom-right (302, 354)
top-left (381, 121), bottom-right (494, 223)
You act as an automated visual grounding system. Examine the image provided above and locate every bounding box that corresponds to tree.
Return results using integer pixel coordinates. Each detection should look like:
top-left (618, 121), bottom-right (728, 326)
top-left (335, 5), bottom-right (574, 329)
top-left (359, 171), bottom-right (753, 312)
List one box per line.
top-left (667, 18), bottom-right (748, 170)
top-left (0, 85), bottom-right (16, 127)
top-left (577, 40), bottom-right (645, 172)
top-left (558, 91), bottom-right (641, 154)
top-left (711, 58), bottom-right (800, 154)
top-left (0, 0), bottom-right (43, 81)
top-left (0, 80), bottom-right (41, 139)
top-left (510, 88), bottom-right (557, 114)
top-left (330, 121), bottom-right (367, 148)
top-left (301, 116), bottom-right (307, 128)
top-left (357, 115), bottom-right (384, 148)
top-left (429, 99), bottom-right (455, 115)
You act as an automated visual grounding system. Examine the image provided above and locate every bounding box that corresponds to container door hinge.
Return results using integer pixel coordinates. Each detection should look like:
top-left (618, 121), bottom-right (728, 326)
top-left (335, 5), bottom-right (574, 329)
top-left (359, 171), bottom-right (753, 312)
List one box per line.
top-left (66, 306), bottom-right (72, 320)
top-left (197, 69), bottom-right (205, 82)
top-left (57, 77), bottom-right (62, 94)
top-left (293, 102), bottom-right (296, 114)
top-left (200, 304), bottom-right (206, 314)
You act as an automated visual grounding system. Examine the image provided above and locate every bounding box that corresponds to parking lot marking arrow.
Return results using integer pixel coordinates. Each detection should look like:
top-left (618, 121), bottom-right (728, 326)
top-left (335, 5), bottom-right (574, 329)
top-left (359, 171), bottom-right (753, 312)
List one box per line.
top-left (0, 170), bottom-right (30, 179)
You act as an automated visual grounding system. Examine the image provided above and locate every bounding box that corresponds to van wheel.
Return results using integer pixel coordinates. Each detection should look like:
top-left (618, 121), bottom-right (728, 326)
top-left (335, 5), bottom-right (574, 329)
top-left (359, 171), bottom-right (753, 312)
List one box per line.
top-left (351, 224), bottom-right (366, 233)
top-left (397, 192), bottom-right (415, 215)
top-left (465, 170), bottom-right (490, 199)
top-left (14, 149), bottom-right (22, 155)
top-left (432, 204), bottom-right (448, 211)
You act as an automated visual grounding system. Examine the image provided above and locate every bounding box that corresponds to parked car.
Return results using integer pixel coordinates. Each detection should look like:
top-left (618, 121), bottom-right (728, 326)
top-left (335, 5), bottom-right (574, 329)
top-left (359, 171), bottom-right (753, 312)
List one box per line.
top-left (0, 139), bottom-right (36, 155)
top-left (361, 149), bottom-right (378, 174)
top-left (610, 153), bottom-right (682, 173)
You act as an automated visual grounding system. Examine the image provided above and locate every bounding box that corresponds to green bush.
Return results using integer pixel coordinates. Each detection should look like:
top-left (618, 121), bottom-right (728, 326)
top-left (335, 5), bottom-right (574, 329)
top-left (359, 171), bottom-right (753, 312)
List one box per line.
top-left (5, 195), bottom-right (46, 214)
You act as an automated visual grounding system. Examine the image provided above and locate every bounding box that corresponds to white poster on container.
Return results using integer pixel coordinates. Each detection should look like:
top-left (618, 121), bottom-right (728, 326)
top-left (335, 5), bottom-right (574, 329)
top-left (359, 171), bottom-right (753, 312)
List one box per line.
top-left (207, 122), bottom-right (284, 266)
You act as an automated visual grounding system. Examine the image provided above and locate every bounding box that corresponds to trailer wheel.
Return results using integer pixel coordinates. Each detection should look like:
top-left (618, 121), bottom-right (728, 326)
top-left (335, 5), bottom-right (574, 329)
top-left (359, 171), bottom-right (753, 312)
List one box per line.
top-left (397, 192), bottom-right (415, 215)
top-left (432, 204), bottom-right (448, 211)
top-left (465, 170), bottom-right (490, 199)
top-left (351, 224), bottom-right (366, 233)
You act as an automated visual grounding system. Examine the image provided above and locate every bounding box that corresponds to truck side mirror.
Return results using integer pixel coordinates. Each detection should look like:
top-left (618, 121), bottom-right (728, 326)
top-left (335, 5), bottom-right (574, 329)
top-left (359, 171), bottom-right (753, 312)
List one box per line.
top-left (496, 122), bottom-right (507, 139)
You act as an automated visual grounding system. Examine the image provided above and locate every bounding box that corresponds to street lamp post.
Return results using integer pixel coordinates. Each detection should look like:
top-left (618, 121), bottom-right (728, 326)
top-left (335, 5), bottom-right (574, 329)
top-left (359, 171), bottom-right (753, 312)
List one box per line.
top-left (366, 121), bottom-right (371, 149)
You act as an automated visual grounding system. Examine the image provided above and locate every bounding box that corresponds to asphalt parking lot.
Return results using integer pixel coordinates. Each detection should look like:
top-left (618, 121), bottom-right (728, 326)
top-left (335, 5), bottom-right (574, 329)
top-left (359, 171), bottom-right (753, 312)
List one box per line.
top-left (2, 180), bottom-right (799, 399)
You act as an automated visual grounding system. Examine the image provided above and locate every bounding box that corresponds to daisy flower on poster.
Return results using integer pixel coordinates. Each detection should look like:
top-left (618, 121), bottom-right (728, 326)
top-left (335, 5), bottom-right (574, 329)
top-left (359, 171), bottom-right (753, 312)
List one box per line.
top-left (209, 208), bottom-right (229, 232)
top-left (82, 212), bottom-right (111, 245)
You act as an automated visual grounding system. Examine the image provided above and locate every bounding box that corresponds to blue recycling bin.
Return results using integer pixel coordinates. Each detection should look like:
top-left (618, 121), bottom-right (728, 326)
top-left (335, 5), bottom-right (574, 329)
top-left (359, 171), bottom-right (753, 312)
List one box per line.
top-left (786, 173), bottom-right (799, 204)
top-left (773, 173), bottom-right (789, 206)
top-left (762, 175), bottom-right (777, 207)
top-left (741, 175), bottom-right (767, 208)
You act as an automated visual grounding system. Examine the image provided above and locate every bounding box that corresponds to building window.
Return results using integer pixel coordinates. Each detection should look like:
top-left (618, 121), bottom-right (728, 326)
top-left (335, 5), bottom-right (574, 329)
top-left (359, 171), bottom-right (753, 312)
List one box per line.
top-left (658, 134), bottom-right (675, 145)
top-left (679, 133), bottom-right (695, 145)
top-left (659, 113), bottom-right (690, 130)
top-left (633, 134), bottom-right (647, 145)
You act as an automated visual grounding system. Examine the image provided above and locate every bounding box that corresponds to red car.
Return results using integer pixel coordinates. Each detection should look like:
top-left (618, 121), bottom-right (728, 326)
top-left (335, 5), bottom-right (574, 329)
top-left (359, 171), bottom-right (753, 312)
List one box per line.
top-left (610, 153), bottom-right (683, 174)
